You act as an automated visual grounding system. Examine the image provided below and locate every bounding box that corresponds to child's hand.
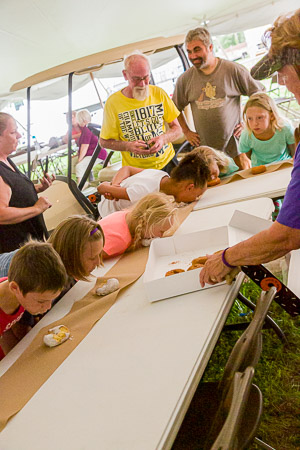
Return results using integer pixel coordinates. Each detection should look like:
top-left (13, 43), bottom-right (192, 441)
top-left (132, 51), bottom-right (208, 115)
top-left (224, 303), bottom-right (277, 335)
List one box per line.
top-left (103, 192), bottom-right (117, 200)
top-left (233, 123), bottom-right (244, 138)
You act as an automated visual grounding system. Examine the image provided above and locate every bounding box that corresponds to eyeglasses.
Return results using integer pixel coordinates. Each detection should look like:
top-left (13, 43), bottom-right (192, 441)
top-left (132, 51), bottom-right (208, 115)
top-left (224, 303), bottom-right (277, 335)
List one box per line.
top-left (128, 74), bottom-right (150, 83)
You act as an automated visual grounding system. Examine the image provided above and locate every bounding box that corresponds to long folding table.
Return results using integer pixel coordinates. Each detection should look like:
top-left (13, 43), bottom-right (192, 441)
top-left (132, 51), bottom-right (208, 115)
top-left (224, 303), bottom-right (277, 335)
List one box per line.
top-left (194, 165), bottom-right (292, 210)
top-left (0, 198), bottom-right (274, 450)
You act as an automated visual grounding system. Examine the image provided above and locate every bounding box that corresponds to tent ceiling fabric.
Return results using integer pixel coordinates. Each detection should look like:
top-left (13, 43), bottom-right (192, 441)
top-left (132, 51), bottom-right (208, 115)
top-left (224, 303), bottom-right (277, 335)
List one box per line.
top-left (0, 0), bottom-right (298, 104)
top-left (10, 35), bottom-right (185, 92)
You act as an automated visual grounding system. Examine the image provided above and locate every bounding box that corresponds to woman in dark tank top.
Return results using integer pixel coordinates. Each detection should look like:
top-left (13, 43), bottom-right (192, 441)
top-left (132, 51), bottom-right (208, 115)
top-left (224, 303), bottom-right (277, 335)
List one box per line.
top-left (0, 113), bottom-right (54, 252)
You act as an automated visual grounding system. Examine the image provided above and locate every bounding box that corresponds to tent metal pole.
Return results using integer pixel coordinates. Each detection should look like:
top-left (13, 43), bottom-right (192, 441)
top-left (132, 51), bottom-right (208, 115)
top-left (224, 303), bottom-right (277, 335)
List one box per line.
top-left (27, 87), bottom-right (31, 179)
top-left (90, 72), bottom-right (104, 109)
top-left (67, 73), bottom-right (74, 187)
top-left (175, 44), bottom-right (190, 71)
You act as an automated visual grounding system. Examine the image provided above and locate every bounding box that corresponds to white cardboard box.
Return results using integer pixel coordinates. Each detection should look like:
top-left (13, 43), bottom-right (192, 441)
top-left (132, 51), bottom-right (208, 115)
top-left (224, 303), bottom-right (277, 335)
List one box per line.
top-left (143, 210), bottom-right (272, 302)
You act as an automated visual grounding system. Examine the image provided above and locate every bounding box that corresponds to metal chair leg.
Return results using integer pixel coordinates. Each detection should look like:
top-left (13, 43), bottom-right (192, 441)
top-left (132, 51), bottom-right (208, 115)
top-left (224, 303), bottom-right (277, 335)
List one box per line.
top-left (224, 293), bottom-right (288, 344)
top-left (237, 293), bottom-right (288, 344)
top-left (254, 436), bottom-right (276, 449)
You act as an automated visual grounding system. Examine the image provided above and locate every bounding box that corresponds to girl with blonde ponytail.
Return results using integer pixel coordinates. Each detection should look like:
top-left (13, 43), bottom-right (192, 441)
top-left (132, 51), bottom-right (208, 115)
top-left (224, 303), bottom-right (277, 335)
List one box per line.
top-left (99, 192), bottom-right (177, 258)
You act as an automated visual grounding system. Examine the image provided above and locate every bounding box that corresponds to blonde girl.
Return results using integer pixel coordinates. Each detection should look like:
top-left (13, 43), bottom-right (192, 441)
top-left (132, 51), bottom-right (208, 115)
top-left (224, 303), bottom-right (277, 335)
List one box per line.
top-left (0, 215), bottom-right (105, 282)
top-left (195, 146), bottom-right (239, 180)
top-left (239, 92), bottom-right (295, 166)
top-left (99, 192), bottom-right (177, 258)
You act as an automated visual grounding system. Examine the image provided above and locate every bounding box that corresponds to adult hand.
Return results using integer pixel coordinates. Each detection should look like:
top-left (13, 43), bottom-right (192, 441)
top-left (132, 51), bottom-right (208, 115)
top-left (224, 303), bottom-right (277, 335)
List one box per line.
top-left (125, 140), bottom-right (150, 155)
top-left (34, 196), bottom-right (52, 213)
top-left (184, 130), bottom-right (201, 147)
top-left (199, 252), bottom-right (231, 287)
top-left (36, 173), bottom-right (55, 193)
top-left (147, 135), bottom-right (165, 154)
top-left (233, 123), bottom-right (244, 139)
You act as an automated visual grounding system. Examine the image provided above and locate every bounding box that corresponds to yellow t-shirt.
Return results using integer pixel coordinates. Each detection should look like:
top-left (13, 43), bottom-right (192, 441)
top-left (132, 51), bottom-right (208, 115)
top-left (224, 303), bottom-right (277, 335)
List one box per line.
top-left (100, 85), bottom-right (180, 169)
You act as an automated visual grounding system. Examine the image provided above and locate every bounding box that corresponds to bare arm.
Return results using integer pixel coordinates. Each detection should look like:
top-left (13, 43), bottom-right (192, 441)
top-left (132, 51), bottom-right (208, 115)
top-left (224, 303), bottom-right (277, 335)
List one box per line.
top-left (177, 113), bottom-right (200, 147)
top-left (246, 150), bottom-right (252, 160)
top-left (99, 138), bottom-right (149, 155)
top-left (0, 329), bottom-right (20, 355)
top-left (0, 176), bottom-right (51, 225)
top-left (111, 166), bottom-right (144, 186)
top-left (200, 221), bottom-right (300, 286)
top-left (233, 153), bottom-right (251, 170)
top-left (78, 144), bottom-right (89, 163)
top-left (97, 182), bottom-right (130, 200)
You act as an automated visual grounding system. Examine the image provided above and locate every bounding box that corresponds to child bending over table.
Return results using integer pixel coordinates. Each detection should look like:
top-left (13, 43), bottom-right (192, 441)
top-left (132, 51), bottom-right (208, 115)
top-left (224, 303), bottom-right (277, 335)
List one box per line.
top-left (0, 240), bottom-right (67, 359)
top-left (239, 92), bottom-right (295, 167)
top-left (48, 215), bottom-right (105, 282)
top-left (194, 145), bottom-right (239, 181)
top-left (0, 216), bottom-right (105, 346)
top-left (97, 150), bottom-right (210, 218)
top-left (0, 215), bottom-right (105, 282)
top-left (99, 192), bottom-right (177, 258)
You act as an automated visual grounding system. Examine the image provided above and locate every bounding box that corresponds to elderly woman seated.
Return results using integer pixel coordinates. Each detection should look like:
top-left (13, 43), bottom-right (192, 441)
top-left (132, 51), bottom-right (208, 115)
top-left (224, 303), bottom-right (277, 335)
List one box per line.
top-left (75, 109), bottom-right (107, 185)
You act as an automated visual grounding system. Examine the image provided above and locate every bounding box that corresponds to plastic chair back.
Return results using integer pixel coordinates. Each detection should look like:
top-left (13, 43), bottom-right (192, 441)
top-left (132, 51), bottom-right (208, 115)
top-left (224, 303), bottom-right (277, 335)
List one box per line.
top-left (211, 367), bottom-right (259, 450)
top-left (220, 286), bottom-right (276, 394)
top-left (39, 177), bottom-right (98, 232)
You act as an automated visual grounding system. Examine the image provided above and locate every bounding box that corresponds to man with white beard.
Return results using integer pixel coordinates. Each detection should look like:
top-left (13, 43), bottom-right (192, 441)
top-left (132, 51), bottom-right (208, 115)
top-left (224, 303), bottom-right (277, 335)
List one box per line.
top-left (100, 52), bottom-right (182, 173)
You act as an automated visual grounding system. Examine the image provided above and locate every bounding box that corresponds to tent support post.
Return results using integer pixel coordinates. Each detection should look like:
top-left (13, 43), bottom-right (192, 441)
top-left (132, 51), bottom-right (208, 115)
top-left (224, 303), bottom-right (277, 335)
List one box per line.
top-left (175, 44), bottom-right (190, 71)
top-left (67, 73), bottom-right (74, 187)
top-left (27, 87), bottom-right (31, 179)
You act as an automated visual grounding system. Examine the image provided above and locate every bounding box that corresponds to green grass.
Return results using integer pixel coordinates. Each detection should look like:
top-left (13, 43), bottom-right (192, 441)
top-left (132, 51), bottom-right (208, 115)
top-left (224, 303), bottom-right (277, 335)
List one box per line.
top-left (24, 151), bottom-right (122, 183)
top-left (203, 278), bottom-right (300, 449)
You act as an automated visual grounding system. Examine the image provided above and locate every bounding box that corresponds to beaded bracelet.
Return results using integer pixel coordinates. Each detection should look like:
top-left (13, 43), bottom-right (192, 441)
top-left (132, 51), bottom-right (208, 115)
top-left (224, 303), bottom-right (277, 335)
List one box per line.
top-left (222, 247), bottom-right (236, 269)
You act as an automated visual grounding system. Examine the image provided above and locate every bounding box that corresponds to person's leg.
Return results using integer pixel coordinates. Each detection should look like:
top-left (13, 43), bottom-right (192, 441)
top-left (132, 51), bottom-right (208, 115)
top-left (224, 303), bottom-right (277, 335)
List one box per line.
top-left (75, 157), bottom-right (91, 185)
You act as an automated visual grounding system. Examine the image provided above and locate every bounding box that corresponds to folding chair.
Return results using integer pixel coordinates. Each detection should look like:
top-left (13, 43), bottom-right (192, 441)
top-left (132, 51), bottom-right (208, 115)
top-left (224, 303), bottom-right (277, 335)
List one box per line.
top-left (39, 176), bottom-right (98, 233)
top-left (211, 366), bottom-right (258, 450)
top-left (172, 286), bottom-right (277, 450)
top-left (224, 291), bottom-right (287, 344)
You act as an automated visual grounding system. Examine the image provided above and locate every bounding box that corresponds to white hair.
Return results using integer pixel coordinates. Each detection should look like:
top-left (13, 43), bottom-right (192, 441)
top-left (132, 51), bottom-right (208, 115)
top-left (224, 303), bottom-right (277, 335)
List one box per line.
top-left (123, 50), bottom-right (151, 71)
top-left (76, 109), bottom-right (91, 127)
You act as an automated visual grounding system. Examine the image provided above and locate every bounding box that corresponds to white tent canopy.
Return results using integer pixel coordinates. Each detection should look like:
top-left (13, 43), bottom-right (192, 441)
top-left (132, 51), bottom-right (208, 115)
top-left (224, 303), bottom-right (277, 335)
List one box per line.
top-left (1, 0), bottom-right (298, 107)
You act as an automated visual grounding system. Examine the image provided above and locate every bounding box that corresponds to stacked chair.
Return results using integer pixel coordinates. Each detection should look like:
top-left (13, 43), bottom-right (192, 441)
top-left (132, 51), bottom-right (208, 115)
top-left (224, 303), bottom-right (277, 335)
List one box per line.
top-left (172, 276), bottom-right (277, 450)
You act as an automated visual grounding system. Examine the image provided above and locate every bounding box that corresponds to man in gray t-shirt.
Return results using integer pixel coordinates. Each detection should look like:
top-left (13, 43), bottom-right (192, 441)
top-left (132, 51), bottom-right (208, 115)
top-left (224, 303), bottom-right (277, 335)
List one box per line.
top-left (173, 27), bottom-right (264, 169)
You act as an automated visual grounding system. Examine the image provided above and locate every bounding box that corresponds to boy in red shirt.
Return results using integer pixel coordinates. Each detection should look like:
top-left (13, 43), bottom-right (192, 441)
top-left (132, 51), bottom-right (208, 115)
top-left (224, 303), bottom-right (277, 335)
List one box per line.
top-left (0, 240), bottom-right (67, 358)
